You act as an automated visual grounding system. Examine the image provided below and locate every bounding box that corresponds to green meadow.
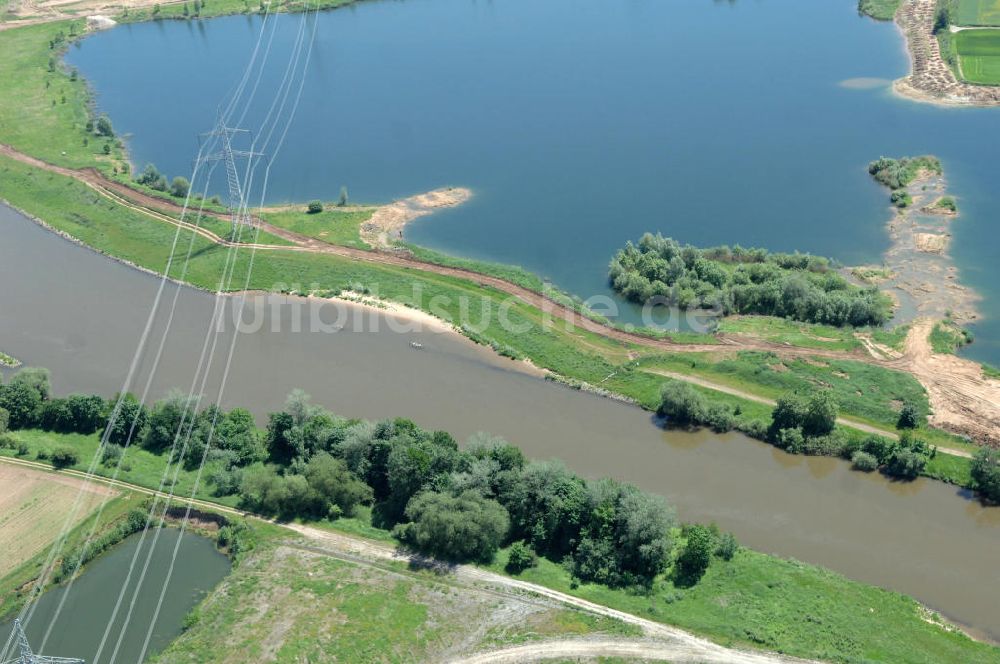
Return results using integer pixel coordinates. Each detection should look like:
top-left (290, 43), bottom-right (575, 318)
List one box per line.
top-left (955, 29), bottom-right (1000, 84)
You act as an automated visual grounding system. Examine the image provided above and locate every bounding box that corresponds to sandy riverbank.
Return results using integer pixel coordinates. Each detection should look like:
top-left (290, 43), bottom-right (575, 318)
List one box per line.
top-left (876, 173), bottom-right (980, 324)
top-left (361, 187), bottom-right (473, 250)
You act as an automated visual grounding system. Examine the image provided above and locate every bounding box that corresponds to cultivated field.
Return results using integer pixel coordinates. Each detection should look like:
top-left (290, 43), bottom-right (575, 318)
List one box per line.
top-left (958, 0), bottom-right (1000, 26)
top-left (955, 29), bottom-right (1000, 84)
top-left (0, 462), bottom-right (116, 577)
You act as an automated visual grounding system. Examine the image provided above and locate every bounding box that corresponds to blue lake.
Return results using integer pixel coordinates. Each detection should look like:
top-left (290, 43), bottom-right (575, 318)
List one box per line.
top-left (66, 0), bottom-right (1000, 363)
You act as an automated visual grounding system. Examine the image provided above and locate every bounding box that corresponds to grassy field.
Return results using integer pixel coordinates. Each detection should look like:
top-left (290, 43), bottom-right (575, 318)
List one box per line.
top-left (859, 0), bottom-right (902, 20)
top-left (955, 29), bottom-right (1000, 84)
top-left (485, 544), bottom-right (1000, 664)
top-left (0, 22), bottom-right (118, 169)
top-left (0, 462), bottom-right (115, 578)
top-left (152, 538), bottom-right (638, 663)
top-left (957, 0), bottom-right (1000, 25)
top-left (717, 316), bottom-right (863, 352)
top-left (260, 207), bottom-right (373, 249)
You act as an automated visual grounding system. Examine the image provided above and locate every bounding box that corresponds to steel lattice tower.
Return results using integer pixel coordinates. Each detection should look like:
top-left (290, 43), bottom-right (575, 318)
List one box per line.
top-left (198, 118), bottom-right (265, 230)
top-left (1, 620), bottom-right (84, 664)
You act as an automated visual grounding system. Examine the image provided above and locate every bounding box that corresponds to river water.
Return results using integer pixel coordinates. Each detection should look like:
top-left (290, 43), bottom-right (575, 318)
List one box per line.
top-left (2, 204), bottom-right (999, 639)
top-left (0, 530), bottom-right (229, 662)
top-left (64, 0), bottom-right (1000, 365)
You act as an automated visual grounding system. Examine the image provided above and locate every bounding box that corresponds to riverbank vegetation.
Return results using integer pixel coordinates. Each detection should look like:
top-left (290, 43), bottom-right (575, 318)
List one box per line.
top-left (868, 155), bottom-right (942, 190)
top-left (609, 233), bottom-right (891, 327)
top-left (859, 0), bottom-right (901, 20)
top-left (930, 318), bottom-right (974, 353)
top-left (1, 376), bottom-right (996, 662)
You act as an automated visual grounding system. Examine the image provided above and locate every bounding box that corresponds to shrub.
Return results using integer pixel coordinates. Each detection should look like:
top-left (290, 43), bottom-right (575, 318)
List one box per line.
top-left (861, 435), bottom-right (897, 465)
top-left (658, 380), bottom-right (706, 427)
top-left (775, 427), bottom-right (805, 454)
top-left (896, 401), bottom-right (921, 430)
top-left (505, 541), bottom-right (538, 574)
top-left (0, 407), bottom-right (8, 434)
top-left (307, 200), bottom-right (323, 214)
top-left (337, 186), bottom-right (349, 207)
top-left (704, 402), bottom-right (736, 433)
top-left (884, 449), bottom-right (926, 480)
top-left (170, 176), bottom-right (190, 198)
top-left (715, 531), bottom-right (739, 561)
top-left (51, 446), bottom-right (79, 469)
top-left (851, 450), bottom-right (879, 472)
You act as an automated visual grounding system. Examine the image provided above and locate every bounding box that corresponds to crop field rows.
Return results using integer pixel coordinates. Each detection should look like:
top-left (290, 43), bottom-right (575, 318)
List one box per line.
top-left (954, 29), bottom-right (1000, 84)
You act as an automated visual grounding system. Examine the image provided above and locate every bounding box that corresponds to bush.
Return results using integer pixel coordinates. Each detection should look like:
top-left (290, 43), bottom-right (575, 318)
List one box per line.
top-left (896, 401), bottom-right (921, 430)
top-left (170, 176), bottom-right (190, 198)
top-left (704, 402), bottom-right (736, 433)
top-left (101, 443), bottom-right (124, 467)
top-left (505, 541), bottom-right (538, 574)
top-left (715, 531), bottom-right (739, 561)
top-left (0, 407), bottom-right (8, 434)
top-left (884, 449), bottom-right (926, 480)
top-left (307, 200), bottom-right (323, 214)
top-left (775, 427), bottom-right (805, 454)
top-left (658, 380), bottom-right (707, 427)
top-left (851, 450), bottom-right (879, 472)
top-left (51, 446), bottom-right (79, 469)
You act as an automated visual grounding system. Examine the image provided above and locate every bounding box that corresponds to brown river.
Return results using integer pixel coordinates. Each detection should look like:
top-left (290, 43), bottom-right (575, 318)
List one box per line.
top-left (1, 204), bottom-right (999, 640)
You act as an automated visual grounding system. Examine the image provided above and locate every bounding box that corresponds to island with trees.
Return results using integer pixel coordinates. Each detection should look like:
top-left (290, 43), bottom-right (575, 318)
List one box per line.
top-left (608, 233), bottom-right (891, 327)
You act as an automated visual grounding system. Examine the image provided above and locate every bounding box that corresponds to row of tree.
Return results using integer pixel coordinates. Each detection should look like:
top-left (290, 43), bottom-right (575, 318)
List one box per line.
top-left (0, 371), bottom-right (740, 587)
top-left (609, 233), bottom-right (891, 327)
top-left (658, 379), bottom-right (937, 481)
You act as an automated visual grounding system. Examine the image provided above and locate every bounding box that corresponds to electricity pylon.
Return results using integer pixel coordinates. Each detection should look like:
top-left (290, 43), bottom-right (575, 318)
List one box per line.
top-left (1, 620), bottom-right (84, 664)
top-left (198, 118), bottom-right (265, 230)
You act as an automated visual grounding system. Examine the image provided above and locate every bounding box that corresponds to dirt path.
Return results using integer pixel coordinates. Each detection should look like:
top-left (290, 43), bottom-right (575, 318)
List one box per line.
top-left (446, 637), bottom-right (813, 664)
top-left (281, 524), bottom-right (815, 664)
top-left (883, 320), bottom-right (1000, 446)
top-left (3, 142), bottom-right (1000, 449)
top-left (0, 455), bottom-right (815, 664)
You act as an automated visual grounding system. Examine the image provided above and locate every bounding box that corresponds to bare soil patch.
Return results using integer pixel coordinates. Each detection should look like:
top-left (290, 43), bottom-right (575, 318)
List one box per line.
top-left (361, 186), bottom-right (472, 249)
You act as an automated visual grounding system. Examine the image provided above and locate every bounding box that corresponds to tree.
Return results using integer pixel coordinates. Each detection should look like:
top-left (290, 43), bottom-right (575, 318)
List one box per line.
top-left (170, 176), bottom-right (190, 198)
top-left (394, 490), bottom-right (509, 562)
top-left (10, 367), bottom-right (50, 401)
top-left (216, 407), bottom-right (264, 465)
top-left (303, 452), bottom-right (372, 517)
top-left (307, 200), bottom-right (323, 214)
top-left (143, 391), bottom-right (200, 453)
top-left (674, 524), bottom-right (715, 586)
top-left (337, 186), bottom-right (349, 207)
top-left (802, 391), bottom-right (837, 438)
top-left (572, 480), bottom-right (673, 587)
top-left (970, 448), bottom-right (1000, 503)
top-left (96, 115), bottom-right (114, 137)
top-left (896, 401), bottom-right (921, 430)
top-left (0, 381), bottom-right (41, 429)
top-left (769, 393), bottom-right (808, 438)
top-left (105, 392), bottom-right (148, 446)
top-left (137, 163), bottom-right (163, 187)
top-left (657, 380), bottom-right (707, 427)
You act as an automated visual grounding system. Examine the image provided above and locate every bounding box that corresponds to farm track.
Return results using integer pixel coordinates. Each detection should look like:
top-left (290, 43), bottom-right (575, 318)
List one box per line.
top-left (0, 456), bottom-right (816, 664)
top-left (2, 143), bottom-right (999, 449)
